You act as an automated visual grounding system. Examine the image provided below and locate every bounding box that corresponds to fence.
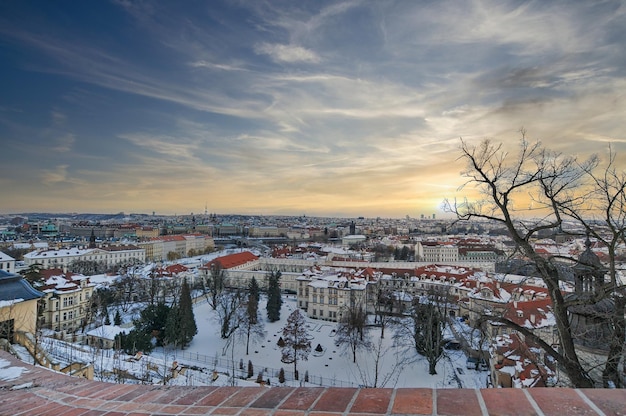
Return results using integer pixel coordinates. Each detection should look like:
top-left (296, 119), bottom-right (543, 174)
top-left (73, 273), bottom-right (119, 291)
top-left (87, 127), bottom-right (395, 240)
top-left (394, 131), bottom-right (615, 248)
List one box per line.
top-left (176, 349), bottom-right (359, 388)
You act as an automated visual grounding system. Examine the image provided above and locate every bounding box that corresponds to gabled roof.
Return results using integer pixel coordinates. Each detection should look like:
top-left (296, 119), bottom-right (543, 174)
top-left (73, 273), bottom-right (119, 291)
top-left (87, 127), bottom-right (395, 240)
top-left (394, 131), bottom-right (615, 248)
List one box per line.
top-left (0, 270), bottom-right (44, 302)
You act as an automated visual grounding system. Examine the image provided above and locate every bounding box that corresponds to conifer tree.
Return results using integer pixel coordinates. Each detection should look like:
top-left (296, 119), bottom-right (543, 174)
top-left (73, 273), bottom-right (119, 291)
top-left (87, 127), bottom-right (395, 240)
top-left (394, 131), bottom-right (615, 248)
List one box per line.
top-left (114, 310), bottom-right (122, 326)
top-left (266, 270), bottom-right (282, 322)
top-left (178, 278), bottom-right (198, 347)
top-left (249, 276), bottom-right (260, 303)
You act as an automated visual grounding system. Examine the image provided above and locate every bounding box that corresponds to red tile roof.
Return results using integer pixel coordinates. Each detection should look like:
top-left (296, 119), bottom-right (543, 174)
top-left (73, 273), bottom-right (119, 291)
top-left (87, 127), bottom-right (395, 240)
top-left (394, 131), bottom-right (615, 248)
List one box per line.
top-left (204, 251), bottom-right (259, 269)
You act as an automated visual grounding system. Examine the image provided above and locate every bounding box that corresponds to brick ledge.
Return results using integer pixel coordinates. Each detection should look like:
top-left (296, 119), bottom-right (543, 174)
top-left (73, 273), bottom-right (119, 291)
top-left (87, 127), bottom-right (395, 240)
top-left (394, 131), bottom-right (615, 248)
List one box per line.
top-left (1, 351), bottom-right (625, 415)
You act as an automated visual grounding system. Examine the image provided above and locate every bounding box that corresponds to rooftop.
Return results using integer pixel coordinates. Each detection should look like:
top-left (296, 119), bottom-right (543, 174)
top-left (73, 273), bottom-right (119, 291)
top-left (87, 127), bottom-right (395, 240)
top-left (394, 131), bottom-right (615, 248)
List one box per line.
top-left (1, 351), bottom-right (625, 415)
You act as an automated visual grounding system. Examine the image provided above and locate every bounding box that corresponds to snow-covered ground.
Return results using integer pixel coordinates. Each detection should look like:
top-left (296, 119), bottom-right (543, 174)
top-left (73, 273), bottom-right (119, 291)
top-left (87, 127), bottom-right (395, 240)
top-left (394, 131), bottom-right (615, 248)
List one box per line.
top-left (4, 294), bottom-right (489, 389)
top-left (182, 295), bottom-right (488, 389)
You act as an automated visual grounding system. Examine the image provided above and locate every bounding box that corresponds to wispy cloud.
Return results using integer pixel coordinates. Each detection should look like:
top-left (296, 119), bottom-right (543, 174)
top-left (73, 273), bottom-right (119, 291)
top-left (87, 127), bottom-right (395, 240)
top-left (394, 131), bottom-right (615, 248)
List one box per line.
top-left (254, 43), bottom-right (320, 64)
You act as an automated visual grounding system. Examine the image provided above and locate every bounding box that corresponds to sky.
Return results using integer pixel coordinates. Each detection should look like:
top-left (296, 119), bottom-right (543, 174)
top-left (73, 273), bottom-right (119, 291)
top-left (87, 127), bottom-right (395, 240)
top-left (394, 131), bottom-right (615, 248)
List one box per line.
top-left (1, 1), bottom-right (625, 219)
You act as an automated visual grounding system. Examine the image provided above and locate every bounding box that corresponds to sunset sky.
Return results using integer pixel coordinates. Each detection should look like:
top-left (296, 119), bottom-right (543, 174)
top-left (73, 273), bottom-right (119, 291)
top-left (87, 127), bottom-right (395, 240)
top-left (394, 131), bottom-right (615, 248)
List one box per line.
top-left (1, 1), bottom-right (625, 219)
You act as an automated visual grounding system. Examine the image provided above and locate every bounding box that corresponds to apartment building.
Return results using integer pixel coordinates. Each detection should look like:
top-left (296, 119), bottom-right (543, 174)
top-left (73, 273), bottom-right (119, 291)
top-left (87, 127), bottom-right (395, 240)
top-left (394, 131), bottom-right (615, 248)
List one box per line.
top-left (296, 267), bottom-right (370, 322)
top-left (416, 241), bottom-right (459, 262)
top-left (23, 245), bottom-right (145, 271)
top-left (38, 269), bottom-right (95, 333)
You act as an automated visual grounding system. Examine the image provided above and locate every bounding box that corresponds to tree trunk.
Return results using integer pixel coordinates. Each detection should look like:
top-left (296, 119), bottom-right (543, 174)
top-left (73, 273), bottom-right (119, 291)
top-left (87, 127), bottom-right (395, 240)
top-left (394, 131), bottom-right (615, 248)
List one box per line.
top-left (428, 359), bottom-right (437, 375)
top-left (603, 295), bottom-right (625, 388)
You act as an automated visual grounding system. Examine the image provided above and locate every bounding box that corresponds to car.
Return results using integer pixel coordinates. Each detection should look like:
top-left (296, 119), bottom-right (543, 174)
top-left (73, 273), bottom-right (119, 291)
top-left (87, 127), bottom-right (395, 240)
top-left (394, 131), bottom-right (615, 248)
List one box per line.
top-left (444, 340), bottom-right (462, 350)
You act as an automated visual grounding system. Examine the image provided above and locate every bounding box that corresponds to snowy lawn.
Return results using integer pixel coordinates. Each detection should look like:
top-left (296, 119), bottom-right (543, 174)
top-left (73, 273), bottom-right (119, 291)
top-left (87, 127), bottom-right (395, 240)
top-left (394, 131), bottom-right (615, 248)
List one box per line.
top-left (178, 295), bottom-right (488, 388)
top-left (6, 294), bottom-right (488, 389)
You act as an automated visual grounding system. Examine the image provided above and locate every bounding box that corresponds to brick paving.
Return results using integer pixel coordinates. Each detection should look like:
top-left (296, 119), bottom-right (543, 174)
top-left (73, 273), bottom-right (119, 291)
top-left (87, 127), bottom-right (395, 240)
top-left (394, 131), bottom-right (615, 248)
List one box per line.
top-left (1, 351), bottom-right (624, 415)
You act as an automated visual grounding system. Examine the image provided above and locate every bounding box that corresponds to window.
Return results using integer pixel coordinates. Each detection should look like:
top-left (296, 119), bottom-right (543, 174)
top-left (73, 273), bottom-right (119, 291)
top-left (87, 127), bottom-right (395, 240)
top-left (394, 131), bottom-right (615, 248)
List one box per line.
top-left (62, 312), bottom-right (67, 321)
top-left (313, 309), bottom-right (316, 316)
top-left (320, 310), bottom-right (324, 317)
top-left (319, 296), bottom-right (324, 304)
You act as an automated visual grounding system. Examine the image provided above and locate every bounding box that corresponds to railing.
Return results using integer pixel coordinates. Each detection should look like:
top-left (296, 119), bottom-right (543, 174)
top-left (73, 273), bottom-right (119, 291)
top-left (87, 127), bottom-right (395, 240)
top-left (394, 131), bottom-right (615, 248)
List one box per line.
top-left (175, 349), bottom-right (359, 388)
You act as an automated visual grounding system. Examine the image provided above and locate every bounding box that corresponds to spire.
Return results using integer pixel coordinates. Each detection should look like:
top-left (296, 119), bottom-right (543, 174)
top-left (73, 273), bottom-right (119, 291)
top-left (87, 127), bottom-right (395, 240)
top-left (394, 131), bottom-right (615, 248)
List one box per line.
top-left (89, 229), bottom-right (96, 249)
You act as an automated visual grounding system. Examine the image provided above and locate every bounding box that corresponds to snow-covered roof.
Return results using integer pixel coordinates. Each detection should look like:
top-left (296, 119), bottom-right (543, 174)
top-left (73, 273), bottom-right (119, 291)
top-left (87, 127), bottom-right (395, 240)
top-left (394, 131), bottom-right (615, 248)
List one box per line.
top-left (86, 325), bottom-right (129, 340)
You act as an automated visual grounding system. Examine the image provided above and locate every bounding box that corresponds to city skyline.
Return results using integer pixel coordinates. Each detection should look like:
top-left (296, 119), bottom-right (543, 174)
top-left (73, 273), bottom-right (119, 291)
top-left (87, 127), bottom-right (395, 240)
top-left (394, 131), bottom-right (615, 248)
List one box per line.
top-left (1, 1), bottom-right (625, 219)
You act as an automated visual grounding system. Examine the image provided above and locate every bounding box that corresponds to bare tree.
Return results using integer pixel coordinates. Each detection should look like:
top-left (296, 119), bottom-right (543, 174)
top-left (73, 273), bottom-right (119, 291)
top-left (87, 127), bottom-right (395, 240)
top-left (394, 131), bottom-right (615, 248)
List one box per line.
top-left (281, 309), bottom-right (312, 380)
top-left (216, 289), bottom-right (244, 341)
top-left (204, 263), bottom-right (225, 311)
top-left (396, 291), bottom-right (449, 375)
top-left (443, 131), bottom-right (625, 388)
top-left (372, 284), bottom-right (396, 339)
top-left (353, 336), bottom-right (405, 388)
top-left (238, 289), bottom-right (265, 355)
top-left (552, 144), bottom-right (626, 387)
top-left (335, 302), bottom-right (370, 363)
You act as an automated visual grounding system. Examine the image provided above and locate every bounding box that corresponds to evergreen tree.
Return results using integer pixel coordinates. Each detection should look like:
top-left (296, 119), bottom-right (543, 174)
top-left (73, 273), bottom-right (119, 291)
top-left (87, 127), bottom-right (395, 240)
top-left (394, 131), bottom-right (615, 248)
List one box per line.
top-left (164, 304), bottom-right (182, 347)
top-left (117, 328), bottom-right (154, 354)
top-left (178, 278), bottom-right (198, 347)
top-left (165, 279), bottom-right (197, 349)
top-left (248, 276), bottom-right (260, 303)
top-left (134, 302), bottom-right (171, 346)
top-left (266, 270), bottom-right (282, 322)
top-left (114, 310), bottom-right (122, 326)
top-left (104, 313), bottom-right (111, 325)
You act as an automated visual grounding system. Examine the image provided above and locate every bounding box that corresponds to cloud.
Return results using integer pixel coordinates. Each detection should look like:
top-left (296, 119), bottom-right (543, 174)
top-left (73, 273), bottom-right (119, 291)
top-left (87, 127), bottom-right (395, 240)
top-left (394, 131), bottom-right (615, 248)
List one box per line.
top-left (254, 43), bottom-right (321, 64)
top-left (41, 165), bottom-right (70, 184)
top-left (189, 60), bottom-right (248, 71)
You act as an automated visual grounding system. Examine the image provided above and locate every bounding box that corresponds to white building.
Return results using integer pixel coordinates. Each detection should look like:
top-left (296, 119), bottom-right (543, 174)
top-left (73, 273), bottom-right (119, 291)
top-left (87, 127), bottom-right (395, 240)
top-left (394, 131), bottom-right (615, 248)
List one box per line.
top-left (24, 245), bottom-right (145, 271)
top-left (296, 267), bottom-right (371, 322)
top-left (416, 241), bottom-right (459, 263)
top-left (0, 251), bottom-right (16, 274)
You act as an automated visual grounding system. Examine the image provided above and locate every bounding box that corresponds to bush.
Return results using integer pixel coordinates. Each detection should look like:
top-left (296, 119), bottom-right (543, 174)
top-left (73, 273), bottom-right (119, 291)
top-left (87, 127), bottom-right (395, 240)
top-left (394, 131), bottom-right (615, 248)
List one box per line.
top-left (256, 372), bottom-right (264, 384)
top-left (277, 336), bottom-right (285, 347)
top-left (278, 367), bottom-right (285, 383)
top-left (315, 343), bottom-right (323, 352)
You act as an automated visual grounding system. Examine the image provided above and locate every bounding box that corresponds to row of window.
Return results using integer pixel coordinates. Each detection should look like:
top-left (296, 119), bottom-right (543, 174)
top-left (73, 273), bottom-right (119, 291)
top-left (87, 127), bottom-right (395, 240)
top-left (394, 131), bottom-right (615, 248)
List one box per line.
top-left (311, 309), bottom-right (338, 319)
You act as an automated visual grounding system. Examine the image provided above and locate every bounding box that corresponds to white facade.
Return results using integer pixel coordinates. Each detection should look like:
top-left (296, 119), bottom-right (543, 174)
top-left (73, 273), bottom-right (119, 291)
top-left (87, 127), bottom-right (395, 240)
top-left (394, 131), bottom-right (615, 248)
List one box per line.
top-left (416, 241), bottom-right (459, 263)
top-left (296, 269), bottom-right (369, 322)
top-left (24, 245), bottom-right (145, 271)
top-left (0, 251), bottom-right (16, 274)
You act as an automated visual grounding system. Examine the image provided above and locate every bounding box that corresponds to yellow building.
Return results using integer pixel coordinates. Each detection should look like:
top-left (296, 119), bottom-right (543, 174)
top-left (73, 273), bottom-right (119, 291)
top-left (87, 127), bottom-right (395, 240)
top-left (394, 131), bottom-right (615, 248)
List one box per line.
top-left (0, 270), bottom-right (44, 342)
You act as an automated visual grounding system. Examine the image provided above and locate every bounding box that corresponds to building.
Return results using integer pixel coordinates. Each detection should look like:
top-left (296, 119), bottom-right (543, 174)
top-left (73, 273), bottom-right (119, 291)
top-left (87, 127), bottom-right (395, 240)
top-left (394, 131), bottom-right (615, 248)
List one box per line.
top-left (490, 332), bottom-right (557, 388)
top-left (0, 251), bottom-right (16, 274)
top-left (296, 267), bottom-right (371, 322)
top-left (416, 241), bottom-right (459, 263)
top-left (200, 251), bottom-right (261, 288)
top-left (86, 324), bottom-right (129, 349)
top-left (38, 269), bottom-right (96, 333)
top-left (23, 245), bottom-right (145, 271)
top-left (0, 270), bottom-right (44, 342)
